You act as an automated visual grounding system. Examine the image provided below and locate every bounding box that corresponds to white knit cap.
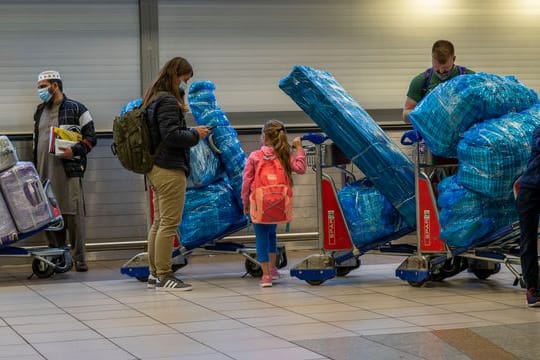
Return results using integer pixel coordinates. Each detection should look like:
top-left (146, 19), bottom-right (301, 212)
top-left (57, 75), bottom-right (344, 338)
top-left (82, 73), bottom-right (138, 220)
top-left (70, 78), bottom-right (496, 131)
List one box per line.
top-left (38, 70), bottom-right (61, 82)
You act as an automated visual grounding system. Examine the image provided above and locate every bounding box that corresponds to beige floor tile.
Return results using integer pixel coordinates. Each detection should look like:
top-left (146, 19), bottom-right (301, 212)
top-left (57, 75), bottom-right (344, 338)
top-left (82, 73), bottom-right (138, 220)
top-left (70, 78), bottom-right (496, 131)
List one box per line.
top-left (436, 300), bottom-right (514, 313)
top-left (465, 308), bottom-right (540, 324)
top-left (144, 354), bottom-right (232, 360)
top-left (201, 336), bottom-right (300, 352)
top-left (13, 321), bottom-right (90, 335)
top-left (427, 320), bottom-right (500, 330)
top-left (397, 313), bottom-right (486, 326)
top-left (374, 305), bottom-right (451, 317)
top-left (63, 303), bottom-right (132, 315)
top-left (3, 313), bottom-right (78, 326)
top-left (187, 327), bottom-right (270, 343)
top-left (170, 319), bottom-right (247, 333)
top-left (111, 333), bottom-right (216, 358)
top-left (23, 328), bottom-right (103, 344)
top-left (240, 313), bottom-right (319, 327)
top-left (0, 303), bottom-right (65, 318)
top-left (141, 306), bottom-right (228, 323)
top-left (358, 326), bottom-right (430, 336)
top-left (0, 344), bottom-right (42, 358)
top-left (332, 318), bottom-right (413, 332)
top-left (263, 322), bottom-right (358, 341)
top-left (413, 295), bottom-right (484, 306)
top-left (0, 327), bottom-right (26, 346)
top-left (286, 302), bottom-right (361, 315)
top-left (71, 309), bottom-right (143, 321)
top-left (221, 307), bottom-right (291, 319)
top-left (251, 292), bottom-right (339, 307)
top-left (97, 323), bottom-right (177, 338)
top-left (84, 316), bottom-right (160, 330)
top-left (308, 309), bottom-right (384, 321)
top-left (227, 346), bottom-right (327, 360)
top-left (32, 338), bottom-right (133, 359)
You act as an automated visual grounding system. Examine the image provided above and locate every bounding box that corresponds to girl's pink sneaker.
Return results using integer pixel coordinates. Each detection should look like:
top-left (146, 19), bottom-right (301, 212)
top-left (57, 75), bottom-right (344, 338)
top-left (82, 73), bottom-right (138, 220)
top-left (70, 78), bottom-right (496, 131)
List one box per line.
top-left (270, 267), bottom-right (280, 280)
top-left (259, 275), bottom-right (272, 287)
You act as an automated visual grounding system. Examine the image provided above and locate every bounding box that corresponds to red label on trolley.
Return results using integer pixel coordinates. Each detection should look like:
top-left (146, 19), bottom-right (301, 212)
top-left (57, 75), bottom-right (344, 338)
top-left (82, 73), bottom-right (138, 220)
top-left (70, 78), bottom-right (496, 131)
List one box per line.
top-left (322, 178), bottom-right (353, 250)
top-left (418, 177), bottom-right (445, 252)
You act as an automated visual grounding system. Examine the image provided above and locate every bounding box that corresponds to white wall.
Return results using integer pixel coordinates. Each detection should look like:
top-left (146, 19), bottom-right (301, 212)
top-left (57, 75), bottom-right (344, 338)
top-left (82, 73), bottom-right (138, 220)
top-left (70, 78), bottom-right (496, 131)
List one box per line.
top-left (159, 0), bottom-right (540, 112)
top-left (0, 0), bottom-right (140, 134)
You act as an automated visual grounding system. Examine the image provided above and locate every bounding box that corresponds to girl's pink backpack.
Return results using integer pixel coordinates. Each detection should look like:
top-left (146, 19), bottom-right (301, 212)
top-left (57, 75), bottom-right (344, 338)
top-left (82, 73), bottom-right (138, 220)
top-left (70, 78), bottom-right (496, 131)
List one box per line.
top-left (249, 150), bottom-right (293, 224)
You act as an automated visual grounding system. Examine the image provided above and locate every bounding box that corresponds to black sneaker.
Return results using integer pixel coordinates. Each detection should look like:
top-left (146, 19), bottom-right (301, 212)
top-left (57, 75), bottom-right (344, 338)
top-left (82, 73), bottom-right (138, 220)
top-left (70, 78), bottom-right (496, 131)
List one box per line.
top-left (156, 275), bottom-right (193, 291)
top-left (526, 288), bottom-right (540, 307)
top-left (147, 274), bottom-right (157, 289)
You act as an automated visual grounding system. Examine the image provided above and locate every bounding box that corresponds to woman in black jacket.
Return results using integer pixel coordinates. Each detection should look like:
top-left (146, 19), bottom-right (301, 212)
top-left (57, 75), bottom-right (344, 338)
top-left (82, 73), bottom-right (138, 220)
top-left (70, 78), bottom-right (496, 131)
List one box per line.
top-left (142, 57), bottom-right (210, 291)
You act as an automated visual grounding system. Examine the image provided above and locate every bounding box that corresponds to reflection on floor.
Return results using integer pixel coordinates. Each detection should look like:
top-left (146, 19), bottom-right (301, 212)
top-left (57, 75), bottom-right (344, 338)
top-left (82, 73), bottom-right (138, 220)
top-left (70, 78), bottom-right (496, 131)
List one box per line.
top-left (0, 250), bottom-right (538, 360)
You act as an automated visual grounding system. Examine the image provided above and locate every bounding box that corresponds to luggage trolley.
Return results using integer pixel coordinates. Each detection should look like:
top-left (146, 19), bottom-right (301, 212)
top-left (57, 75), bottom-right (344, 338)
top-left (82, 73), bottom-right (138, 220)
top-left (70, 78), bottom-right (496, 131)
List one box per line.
top-left (120, 188), bottom-right (288, 282)
top-left (290, 133), bottom-right (416, 285)
top-left (0, 179), bottom-right (73, 279)
top-left (395, 130), bottom-right (528, 287)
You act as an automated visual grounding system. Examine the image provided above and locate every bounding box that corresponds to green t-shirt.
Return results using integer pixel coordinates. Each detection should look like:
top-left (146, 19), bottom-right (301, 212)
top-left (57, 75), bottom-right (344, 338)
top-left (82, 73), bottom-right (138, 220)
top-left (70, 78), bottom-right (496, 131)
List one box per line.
top-left (406, 66), bottom-right (475, 102)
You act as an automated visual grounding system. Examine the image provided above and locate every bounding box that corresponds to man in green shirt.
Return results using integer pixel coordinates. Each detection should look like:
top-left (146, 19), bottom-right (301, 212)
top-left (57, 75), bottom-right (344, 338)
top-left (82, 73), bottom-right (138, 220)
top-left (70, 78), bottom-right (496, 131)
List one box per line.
top-left (402, 40), bottom-right (474, 123)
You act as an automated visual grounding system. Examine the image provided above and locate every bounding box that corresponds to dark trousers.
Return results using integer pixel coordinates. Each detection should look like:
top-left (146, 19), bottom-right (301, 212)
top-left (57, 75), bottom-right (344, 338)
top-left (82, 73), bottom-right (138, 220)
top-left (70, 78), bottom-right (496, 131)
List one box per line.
top-left (517, 187), bottom-right (540, 290)
top-left (46, 214), bottom-right (86, 262)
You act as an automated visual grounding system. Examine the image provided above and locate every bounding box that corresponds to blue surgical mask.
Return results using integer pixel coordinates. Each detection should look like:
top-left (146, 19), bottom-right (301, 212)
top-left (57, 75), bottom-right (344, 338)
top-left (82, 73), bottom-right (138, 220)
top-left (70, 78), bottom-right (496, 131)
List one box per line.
top-left (37, 87), bottom-right (52, 103)
top-left (179, 81), bottom-right (188, 93)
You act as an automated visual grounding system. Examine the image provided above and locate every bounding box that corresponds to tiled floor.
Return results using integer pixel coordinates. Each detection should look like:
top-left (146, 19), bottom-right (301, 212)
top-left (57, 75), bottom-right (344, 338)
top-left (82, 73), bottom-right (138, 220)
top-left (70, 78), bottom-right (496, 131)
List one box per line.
top-left (0, 250), bottom-right (538, 360)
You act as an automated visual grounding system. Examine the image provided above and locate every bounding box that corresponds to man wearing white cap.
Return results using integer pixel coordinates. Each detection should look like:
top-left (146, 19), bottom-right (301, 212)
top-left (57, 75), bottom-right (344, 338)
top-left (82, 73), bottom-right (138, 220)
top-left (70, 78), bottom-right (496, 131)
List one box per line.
top-left (33, 70), bottom-right (97, 272)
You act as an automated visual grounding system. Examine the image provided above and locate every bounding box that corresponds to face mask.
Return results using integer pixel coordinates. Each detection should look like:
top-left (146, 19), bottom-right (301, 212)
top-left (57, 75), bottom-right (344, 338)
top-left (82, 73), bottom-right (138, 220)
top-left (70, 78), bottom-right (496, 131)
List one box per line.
top-left (179, 81), bottom-right (188, 93)
top-left (37, 87), bottom-right (52, 103)
top-left (434, 67), bottom-right (453, 81)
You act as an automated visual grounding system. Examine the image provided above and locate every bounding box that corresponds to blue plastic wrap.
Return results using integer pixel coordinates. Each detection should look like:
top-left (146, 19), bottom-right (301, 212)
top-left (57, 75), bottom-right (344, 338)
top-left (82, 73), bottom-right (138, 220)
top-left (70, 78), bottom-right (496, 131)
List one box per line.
top-left (409, 73), bottom-right (538, 157)
top-left (187, 140), bottom-right (222, 189)
top-left (338, 180), bottom-right (406, 248)
top-left (457, 104), bottom-right (540, 198)
top-left (188, 81), bottom-right (247, 208)
top-left (279, 65), bottom-right (416, 227)
top-left (437, 176), bottom-right (517, 248)
top-left (179, 178), bottom-right (245, 250)
top-left (120, 98), bottom-right (142, 116)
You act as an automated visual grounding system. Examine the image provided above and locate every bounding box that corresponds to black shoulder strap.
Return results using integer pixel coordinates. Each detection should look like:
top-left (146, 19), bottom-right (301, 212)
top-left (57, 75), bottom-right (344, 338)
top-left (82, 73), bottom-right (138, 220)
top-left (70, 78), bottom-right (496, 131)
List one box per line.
top-left (456, 65), bottom-right (467, 75)
top-left (421, 68), bottom-right (433, 98)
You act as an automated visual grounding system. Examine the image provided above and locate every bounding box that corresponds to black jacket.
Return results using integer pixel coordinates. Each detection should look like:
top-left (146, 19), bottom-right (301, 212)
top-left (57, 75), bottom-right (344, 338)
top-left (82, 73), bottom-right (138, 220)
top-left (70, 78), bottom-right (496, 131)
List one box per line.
top-left (520, 126), bottom-right (540, 190)
top-left (147, 93), bottom-right (200, 176)
top-left (33, 94), bottom-right (97, 177)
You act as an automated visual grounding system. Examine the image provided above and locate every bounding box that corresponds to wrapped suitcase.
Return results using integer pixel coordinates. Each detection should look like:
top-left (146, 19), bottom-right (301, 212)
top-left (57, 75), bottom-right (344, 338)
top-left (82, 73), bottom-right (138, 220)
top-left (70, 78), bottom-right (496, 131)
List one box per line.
top-left (0, 162), bottom-right (52, 233)
top-left (0, 136), bottom-right (18, 172)
top-left (0, 190), bottom-right (18, 247)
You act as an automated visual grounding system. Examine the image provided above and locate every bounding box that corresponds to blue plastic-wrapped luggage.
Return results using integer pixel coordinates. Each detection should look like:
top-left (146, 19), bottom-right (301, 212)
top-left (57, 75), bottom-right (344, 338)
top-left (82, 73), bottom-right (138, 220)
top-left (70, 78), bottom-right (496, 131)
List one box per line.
top-left (457, 104), bottom-right (540, 198)
top-left (179, 178), bottom-right (244, 250)
top-left (409, 73), bottom-right (538, 157)
top-left (188, 81), bottom-right (247, 208)
top-left (338, 179), bottom-right (406, 248)
top-left (186, 141), bottom-right (222, 189)
top-left (437, 176), bottom-right (517, 248)
top-left (279, 65), bottom-right (416, 227)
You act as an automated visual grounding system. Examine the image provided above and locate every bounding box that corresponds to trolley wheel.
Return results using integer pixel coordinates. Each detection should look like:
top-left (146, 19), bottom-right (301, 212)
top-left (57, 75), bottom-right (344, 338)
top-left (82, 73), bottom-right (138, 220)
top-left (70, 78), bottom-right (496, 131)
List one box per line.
top-left (31, 259), bottom-right (55, 279)
top-left (335, 258), bottom-right (361, 277)
top-left (470, 262), bottom-right (501, 280)
top-left (431, 257), bottom-right (468, 282)
top-left (306, 279), bottom-right (325, 286)
top-left (136, 276), bottom-right (148, 282)
top-left (408, 280), bottom-right (426, 287)
top-left (172, 261), bottom-right (188, 272)
top-left (245, 258), bottom-right (263, 278)
top-left (276, 247), bottom-right (288, 269)
top-left (53, 251), bottom-right (73, 274)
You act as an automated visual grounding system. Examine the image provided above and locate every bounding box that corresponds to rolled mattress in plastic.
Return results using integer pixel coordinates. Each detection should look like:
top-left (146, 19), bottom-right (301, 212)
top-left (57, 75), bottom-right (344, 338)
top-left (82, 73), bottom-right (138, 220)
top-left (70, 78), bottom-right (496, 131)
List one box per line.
top-left (0, 190), bottom-right (17, 247)
top-left (279, 65), bottom-right (416, 227)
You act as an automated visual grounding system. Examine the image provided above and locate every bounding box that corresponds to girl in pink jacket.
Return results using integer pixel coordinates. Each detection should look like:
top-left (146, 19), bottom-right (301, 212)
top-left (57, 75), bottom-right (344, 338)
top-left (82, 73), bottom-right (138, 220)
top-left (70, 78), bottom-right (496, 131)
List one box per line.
top-left (241, 119), bottom-right (306, 287)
